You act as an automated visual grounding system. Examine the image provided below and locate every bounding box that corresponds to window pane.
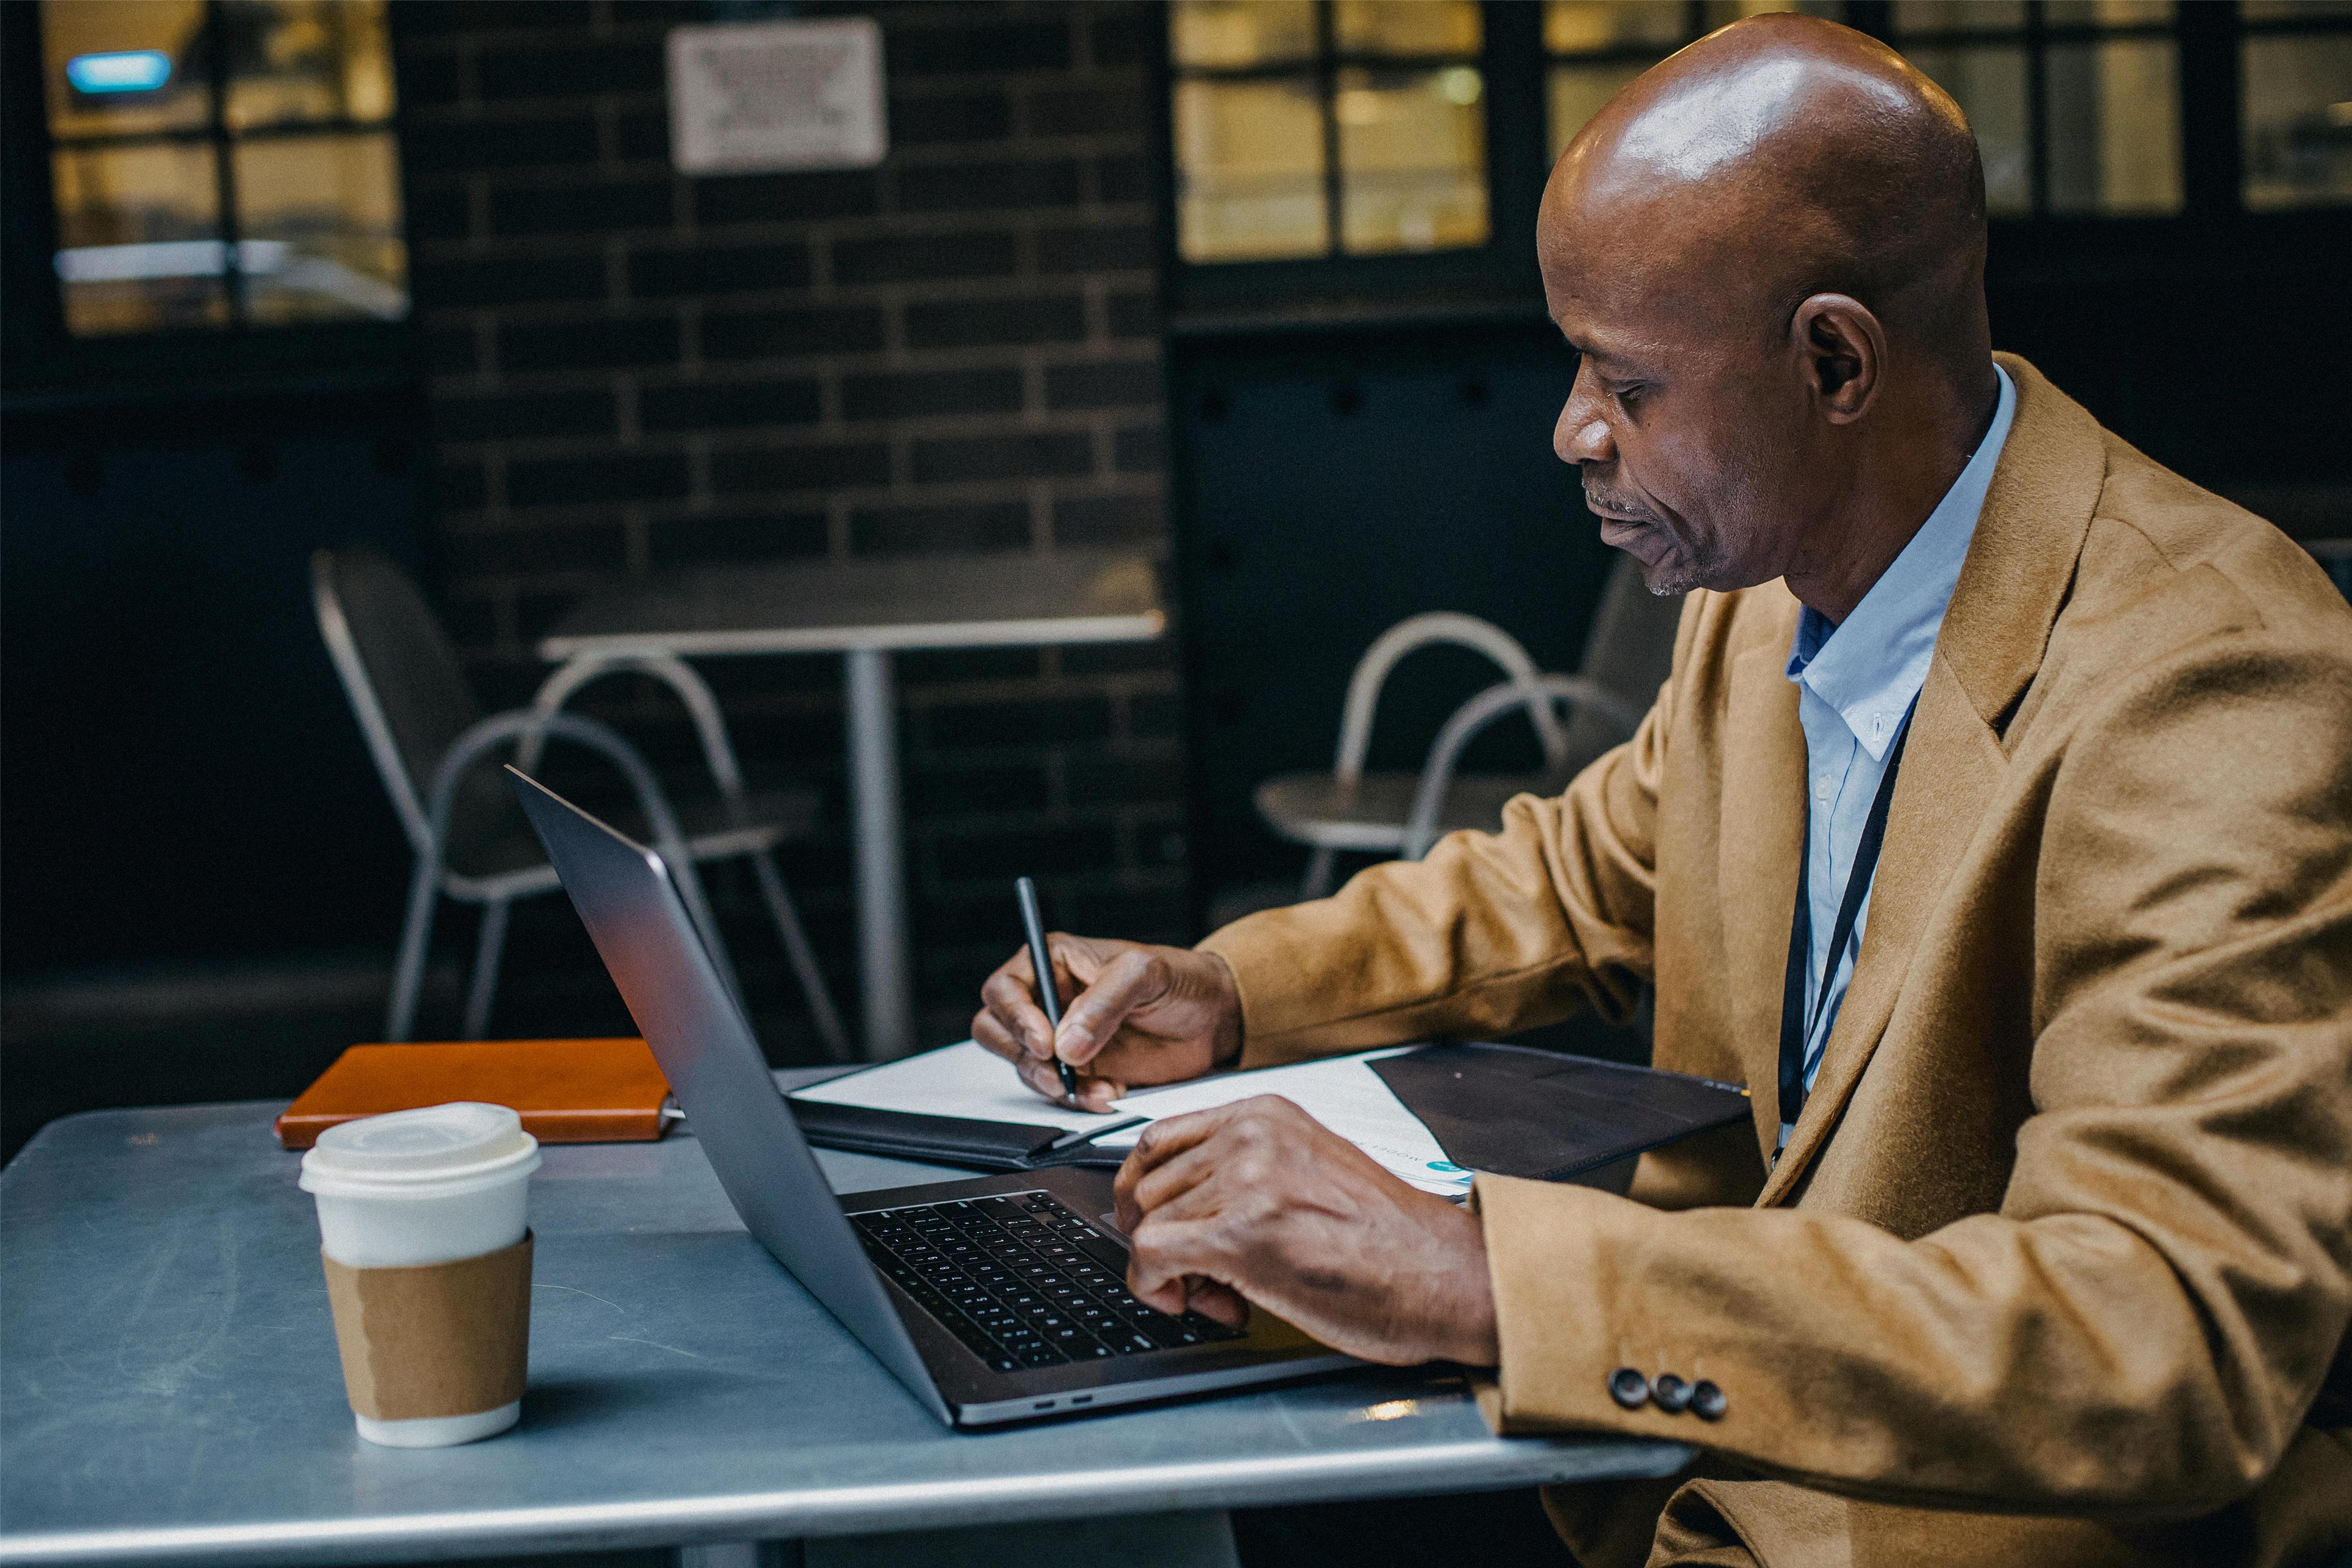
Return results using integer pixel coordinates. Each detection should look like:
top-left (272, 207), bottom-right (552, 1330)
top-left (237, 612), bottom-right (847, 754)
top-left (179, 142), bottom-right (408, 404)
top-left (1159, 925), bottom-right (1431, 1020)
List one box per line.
top-left (1701, 1), bottom-right (1846, 27)
top-left (1889, 2), bottom-right (2026, 33)
top-left (2242, 34), bottom-right (2352, 210)
top-left (234, 131), bottom-right (407, 323)
top-left (50, 142), bottom-right (227, 334)
top-left (2242, 1), bottom-right (2352, 17)
top-left (40, 0), bottom-right (211, 140)
top-left (1907, 45), bottom-right (2031, 214)
top-left (1169, 1), bottom-right (1317, 69)
top-left (2043, 0), bottom-right (2172, 25)
top-left (1548, 59), bottom-right (1654, 160)
top-left (1335, 1), bottom-right (1481, 57)
top-left (1544, 2), bottom-right (1687, 54)
top-left (1174, 78), bottom-right (1327, 262)
top-left (224, 0), bottom-right (395, 131)
top-left (1337, 67), bottom-right (1488, 253)
top-left (2046, 38), bottom-right (2182, 213)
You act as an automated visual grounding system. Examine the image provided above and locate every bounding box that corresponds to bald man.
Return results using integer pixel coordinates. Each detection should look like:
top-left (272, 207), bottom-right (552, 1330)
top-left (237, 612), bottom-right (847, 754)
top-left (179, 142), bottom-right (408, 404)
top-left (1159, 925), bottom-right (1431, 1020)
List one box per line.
top-left (976, 16), bottom-right (2352, 1566)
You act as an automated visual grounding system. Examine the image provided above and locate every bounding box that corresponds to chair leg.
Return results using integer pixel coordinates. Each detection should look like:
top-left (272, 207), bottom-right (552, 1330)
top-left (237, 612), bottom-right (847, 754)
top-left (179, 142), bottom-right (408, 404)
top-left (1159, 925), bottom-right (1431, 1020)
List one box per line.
top-left (388, 857), bottom-right (441, 1042)
top-left (1301, 847), bottom-right (1336, 901)
top-left (463, 896), bottom-right (512, 1041)
top-left (751, 850), bottom-right (852, 1062)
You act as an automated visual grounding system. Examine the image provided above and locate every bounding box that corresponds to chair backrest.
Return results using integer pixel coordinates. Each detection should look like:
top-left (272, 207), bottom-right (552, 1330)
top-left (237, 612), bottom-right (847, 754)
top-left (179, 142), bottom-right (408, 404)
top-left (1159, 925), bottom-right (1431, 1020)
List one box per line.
top-left (312, 548), bottom-right (483, 850)
top-left (1329, 612), bottom-right (1569, 787)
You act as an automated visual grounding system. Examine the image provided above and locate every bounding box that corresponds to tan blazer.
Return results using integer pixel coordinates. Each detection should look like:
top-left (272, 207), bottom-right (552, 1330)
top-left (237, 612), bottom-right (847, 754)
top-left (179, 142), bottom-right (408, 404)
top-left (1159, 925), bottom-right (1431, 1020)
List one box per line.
top-left (1198, 357), bottom-right (2352, 1568)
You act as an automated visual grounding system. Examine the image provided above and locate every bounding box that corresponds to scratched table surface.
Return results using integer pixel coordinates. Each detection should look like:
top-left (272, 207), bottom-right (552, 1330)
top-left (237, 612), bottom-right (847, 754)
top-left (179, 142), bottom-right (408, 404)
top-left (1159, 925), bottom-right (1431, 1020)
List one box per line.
top-left (0, 1096), bottom-right (1688, 1567)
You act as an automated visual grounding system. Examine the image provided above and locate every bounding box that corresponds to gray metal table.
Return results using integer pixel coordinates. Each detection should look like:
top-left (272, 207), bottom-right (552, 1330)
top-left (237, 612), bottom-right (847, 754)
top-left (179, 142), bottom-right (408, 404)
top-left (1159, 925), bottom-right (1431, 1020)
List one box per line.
top-left (538, 551), bottom-right (1166, 1061)
top-left (0, 1095), bottom-right (1688, 1568)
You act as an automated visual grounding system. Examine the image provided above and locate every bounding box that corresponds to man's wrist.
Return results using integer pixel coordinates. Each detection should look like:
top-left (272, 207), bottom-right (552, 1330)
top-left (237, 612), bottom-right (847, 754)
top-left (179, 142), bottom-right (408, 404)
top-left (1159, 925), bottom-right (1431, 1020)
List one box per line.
top-left (1437, 1201), bottom-right (1501, 1366)
top-left (1202, 950), bottom-right (1245, 1068)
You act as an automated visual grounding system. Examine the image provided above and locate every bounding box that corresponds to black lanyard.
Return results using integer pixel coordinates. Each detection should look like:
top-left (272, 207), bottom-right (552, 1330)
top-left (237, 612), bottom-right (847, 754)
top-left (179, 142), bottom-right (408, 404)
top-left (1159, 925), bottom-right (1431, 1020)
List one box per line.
top-left (1777, 696), bottom-right (1919, 1143)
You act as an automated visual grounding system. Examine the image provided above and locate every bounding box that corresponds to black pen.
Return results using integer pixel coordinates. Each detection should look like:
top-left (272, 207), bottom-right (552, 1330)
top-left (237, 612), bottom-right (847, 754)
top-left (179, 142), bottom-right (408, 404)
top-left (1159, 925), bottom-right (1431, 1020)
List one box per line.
top-left (1043, 1115), bottom-right (1147, 1154)
top-left (1016, 876), bottom-right (1080, 1103)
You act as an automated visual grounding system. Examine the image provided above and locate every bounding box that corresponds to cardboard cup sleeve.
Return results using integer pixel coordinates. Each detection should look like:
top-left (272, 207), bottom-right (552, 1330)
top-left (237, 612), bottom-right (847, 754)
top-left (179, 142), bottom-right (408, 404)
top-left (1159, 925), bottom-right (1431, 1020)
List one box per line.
top-left (321, 1233), bottom-right (533, 1421)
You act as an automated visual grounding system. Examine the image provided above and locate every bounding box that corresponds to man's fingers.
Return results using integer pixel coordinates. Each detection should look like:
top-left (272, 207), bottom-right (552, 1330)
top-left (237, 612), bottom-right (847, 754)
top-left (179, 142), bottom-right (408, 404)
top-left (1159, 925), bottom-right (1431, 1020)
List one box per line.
top-left (979, 962), bottom-right (1055, 1058)
top-left (1181, 1277), bottom-right (1249, 1329)
top-left (1126, 1136), bottom-right (1221, 1224)
top-left (1125, 1214), bottom-right (1232, 1313)
top-left (1053, 947), bottom-right (1168, 1067)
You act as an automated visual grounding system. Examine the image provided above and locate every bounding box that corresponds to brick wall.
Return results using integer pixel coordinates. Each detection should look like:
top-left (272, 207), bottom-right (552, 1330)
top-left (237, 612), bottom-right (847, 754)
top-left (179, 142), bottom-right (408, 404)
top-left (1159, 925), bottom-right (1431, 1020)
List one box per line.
top-left (396, 0), bottom-right (1181, 1054)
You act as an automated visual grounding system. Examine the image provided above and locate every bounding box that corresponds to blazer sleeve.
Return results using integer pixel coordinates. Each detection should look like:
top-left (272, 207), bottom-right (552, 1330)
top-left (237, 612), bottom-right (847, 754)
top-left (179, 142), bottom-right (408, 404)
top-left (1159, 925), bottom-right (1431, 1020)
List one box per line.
top-left (1473, 629), bottom-right (2352, 1515)
top-left (1197, 665), bottom-right (1672, 1070)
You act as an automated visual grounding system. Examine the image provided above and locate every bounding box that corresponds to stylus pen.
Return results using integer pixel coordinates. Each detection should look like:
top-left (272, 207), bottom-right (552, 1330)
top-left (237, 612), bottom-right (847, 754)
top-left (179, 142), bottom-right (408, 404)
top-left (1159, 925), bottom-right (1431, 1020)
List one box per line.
top-left (1016, 875), bottom-right (1080, 1103)
top-left (1044, 1116), bottom-right (1148, 1154)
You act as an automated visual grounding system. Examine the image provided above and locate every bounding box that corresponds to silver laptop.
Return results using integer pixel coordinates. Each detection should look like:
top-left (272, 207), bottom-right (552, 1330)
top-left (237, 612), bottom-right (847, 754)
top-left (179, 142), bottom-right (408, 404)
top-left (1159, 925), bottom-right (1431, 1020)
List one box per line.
top-left (508, 766), bottom-right (1353, 1427)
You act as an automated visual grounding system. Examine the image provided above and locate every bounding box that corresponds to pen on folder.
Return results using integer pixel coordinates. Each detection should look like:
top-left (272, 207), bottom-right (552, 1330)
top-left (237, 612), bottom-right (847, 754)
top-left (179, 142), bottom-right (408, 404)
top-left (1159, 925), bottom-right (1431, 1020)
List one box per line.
top-left (1015, 876), bottom-right (1080, 1103)
top-left (1044, 1116), bottom-right (1148, 1154)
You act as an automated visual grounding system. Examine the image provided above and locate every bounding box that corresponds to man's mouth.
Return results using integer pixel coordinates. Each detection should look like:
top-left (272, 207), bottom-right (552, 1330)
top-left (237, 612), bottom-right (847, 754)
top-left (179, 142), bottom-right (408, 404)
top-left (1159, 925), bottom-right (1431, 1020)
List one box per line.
top-left (1585, 493), bottom-right (1653, 525)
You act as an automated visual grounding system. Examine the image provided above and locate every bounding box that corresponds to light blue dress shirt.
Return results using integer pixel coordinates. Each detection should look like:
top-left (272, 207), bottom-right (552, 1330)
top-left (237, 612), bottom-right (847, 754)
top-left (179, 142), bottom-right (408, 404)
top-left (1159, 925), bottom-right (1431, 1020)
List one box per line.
top-left (1783, 363), bottom-right (2015, 1108)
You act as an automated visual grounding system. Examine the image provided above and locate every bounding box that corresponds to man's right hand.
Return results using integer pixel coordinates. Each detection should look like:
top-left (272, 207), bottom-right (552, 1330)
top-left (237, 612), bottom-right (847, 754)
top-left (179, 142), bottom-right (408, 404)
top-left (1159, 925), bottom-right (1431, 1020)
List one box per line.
top-left (972, 937), bottom-right (1242, 1111)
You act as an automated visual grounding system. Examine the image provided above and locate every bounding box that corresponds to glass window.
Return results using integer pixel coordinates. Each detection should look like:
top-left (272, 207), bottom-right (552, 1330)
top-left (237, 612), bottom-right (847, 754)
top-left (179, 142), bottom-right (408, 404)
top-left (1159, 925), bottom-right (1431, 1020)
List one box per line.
top-left (1336, 66), bottom-right (1488, 252)
top-left (1168, 0), bottom-right (1490, 263)
top-left (1893, 0), bottom-right (2181, 217)
top-left (38, 0), bottom-right (405, 335)
top-left (1174, 78), bottom-right (1329, 261)
top-left (2241, 29), bottom-right (2352, 209)
top-left (2045, 36), bottom-right (2182, 213)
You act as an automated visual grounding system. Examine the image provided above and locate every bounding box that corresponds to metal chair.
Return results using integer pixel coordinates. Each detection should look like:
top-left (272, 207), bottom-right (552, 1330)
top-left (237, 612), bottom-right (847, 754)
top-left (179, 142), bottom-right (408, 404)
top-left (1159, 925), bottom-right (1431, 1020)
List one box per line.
top-left (312, 548), bottom-right (848, 1055)
top-left (1256, 556), bottom-right (1682, 897)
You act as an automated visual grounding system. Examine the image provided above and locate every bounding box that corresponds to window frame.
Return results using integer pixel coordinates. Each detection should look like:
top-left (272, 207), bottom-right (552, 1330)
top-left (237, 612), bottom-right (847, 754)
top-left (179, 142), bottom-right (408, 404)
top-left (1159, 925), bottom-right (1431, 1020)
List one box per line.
top-left (1154, 1), bottom-right (1554, 321)
top-left (1155, 0), bottom-right (2352, 328)
top-left (1, 0), bottom-right (416, 404)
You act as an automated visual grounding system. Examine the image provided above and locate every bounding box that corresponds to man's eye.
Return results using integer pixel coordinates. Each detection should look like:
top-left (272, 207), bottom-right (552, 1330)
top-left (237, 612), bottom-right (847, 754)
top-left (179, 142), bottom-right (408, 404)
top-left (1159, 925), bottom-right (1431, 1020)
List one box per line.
top-left (1610, 383), bottom-right (1642, 409)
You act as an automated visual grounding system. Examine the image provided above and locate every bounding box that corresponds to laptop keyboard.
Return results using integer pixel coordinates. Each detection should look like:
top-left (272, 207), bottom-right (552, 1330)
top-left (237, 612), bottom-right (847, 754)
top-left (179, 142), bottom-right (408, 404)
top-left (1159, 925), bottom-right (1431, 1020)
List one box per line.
top-left (850, 1191), bottom-right (1246, 1374)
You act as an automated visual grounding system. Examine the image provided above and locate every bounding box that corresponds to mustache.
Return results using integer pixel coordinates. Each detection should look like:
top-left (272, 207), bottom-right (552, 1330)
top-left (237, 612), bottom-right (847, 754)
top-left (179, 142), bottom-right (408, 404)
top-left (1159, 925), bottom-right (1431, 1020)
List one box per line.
top-left (1582, 483), bottom-right (1656, 522)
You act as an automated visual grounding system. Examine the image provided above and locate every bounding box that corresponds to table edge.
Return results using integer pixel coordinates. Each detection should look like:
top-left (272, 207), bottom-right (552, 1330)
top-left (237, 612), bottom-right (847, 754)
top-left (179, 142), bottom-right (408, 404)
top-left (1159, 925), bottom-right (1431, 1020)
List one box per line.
top-left (0, 1436), bottom-right (1692, 1566)
top-left (538, 612), bottom-right (1164, 661)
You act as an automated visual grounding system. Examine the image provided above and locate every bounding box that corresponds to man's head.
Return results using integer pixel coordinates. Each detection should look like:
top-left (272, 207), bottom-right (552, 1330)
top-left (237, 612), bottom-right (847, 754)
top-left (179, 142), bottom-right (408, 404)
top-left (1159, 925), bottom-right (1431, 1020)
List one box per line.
top-left (1542, 15), bottom-right (1996, 606)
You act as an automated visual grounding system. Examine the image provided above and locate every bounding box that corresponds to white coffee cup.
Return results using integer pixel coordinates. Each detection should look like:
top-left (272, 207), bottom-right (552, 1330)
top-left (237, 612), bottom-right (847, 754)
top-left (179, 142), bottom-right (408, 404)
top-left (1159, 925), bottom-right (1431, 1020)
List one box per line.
top-left (300, 1103), bottom-right (541, 1447)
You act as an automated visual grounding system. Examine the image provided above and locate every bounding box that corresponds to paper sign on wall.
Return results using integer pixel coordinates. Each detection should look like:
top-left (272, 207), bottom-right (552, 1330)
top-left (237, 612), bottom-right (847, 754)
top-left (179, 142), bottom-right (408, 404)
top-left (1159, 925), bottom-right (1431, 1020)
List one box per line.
top-left (667, 17), bottom-right (888, 175)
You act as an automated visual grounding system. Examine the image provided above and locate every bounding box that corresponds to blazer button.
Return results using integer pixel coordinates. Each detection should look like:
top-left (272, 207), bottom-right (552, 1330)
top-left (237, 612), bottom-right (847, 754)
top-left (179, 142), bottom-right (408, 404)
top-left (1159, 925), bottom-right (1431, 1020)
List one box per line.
top-left (1608, 1367), bottom-right (1650, 1409)
top-left (1688, 1380), bottom-right (1727, 1421)
top-left (1651, 1373), bottom-right (1691, 1413)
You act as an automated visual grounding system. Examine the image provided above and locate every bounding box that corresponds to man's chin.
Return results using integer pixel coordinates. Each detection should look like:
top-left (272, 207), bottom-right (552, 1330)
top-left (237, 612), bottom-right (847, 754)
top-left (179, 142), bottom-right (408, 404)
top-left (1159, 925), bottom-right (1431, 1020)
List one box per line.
top-left (1598, 517), bottom-right (1700, 595)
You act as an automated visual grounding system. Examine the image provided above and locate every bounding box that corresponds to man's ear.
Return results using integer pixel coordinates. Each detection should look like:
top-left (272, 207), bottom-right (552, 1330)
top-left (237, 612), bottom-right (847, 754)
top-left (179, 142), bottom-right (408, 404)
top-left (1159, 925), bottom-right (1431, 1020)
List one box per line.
top-left (1791, 294), bottom-right (1884, 424)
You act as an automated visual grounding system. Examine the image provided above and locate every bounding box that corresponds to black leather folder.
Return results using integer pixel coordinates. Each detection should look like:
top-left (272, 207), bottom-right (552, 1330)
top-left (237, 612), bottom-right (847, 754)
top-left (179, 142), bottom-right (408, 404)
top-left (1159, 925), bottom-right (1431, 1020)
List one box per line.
top-left (1366, 1043), bottom-right (1749, 1183)
top-left (785, 1098), bottom-right (1126, 1171)
top-left (787, 1043), bottom-right (1749, 1182)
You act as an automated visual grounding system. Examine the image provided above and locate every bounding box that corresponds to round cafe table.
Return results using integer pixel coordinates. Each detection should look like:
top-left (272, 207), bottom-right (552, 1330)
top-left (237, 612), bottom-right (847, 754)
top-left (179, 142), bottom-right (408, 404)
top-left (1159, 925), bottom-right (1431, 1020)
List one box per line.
top-left (537, 550), bottom-right (1165, 1061)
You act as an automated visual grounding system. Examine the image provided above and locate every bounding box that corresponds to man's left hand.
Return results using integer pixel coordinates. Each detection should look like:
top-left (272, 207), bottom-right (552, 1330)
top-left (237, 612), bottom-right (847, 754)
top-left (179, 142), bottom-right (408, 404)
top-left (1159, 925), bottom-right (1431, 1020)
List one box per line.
top-left (1112, 1095), bottom-right (1500, 1367)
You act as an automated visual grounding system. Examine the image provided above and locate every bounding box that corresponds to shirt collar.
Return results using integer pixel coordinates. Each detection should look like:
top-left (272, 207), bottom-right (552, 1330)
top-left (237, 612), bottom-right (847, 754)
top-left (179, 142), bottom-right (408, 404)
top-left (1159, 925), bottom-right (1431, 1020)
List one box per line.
top-left (1786, 363), bottom-right (2017, 761)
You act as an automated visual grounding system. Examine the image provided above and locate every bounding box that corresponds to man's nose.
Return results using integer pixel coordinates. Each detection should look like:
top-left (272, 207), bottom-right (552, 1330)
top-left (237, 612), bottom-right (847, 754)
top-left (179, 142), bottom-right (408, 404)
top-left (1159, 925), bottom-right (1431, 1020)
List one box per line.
top-left (1555, 372), bottom-right (1613, 465)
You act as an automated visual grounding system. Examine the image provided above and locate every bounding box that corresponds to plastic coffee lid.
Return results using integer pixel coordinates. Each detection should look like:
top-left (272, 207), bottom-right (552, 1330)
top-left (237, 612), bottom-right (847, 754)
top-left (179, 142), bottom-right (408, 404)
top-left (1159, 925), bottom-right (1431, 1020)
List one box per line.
top-left (300, 1103), bottom-right (539, 1192)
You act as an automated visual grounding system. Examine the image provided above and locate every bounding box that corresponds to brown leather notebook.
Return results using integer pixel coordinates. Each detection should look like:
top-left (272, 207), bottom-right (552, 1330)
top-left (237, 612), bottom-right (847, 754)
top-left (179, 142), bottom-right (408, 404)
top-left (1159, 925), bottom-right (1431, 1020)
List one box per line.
top-left (276, 1038), bottom-right (671, 1150)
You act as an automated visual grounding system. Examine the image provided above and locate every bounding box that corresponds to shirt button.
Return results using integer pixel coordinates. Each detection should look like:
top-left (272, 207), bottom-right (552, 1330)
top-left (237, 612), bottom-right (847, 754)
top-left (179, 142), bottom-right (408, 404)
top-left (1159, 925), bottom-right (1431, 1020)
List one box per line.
top-left (1689, 1380), bottom-right (1727, 1421)
top-left (1651, 1373), bottom-right (1691, 1413)
top-left (1607, 1367), bottom-right (1650, 1410)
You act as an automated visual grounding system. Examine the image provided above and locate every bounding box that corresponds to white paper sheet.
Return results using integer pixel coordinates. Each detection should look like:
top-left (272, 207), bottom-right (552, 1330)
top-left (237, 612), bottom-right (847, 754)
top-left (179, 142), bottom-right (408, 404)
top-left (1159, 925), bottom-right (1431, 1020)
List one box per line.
top-left (1106, 1051), bottom-right (1475, 1196)
top-left (788, 1039), bottom-right (1113, 1132)
top-left (790, 1039), bottom-right (1476, 1197)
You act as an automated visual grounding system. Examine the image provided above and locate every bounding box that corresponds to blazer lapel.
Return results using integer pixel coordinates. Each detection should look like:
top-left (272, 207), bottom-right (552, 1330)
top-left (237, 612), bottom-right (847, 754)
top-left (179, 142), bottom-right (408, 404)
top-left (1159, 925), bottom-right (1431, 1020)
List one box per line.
top-left (1716, 590), bottom-right (1807, 1160)
top-left (1756, 354), bottom-right (2111, 1205)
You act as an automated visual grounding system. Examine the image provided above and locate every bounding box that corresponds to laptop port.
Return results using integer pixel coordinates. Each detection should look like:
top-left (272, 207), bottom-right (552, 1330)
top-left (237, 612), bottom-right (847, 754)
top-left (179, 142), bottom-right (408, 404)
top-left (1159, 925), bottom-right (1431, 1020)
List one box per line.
top-left (1033, 1400), bottom-right (1055, 1411)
